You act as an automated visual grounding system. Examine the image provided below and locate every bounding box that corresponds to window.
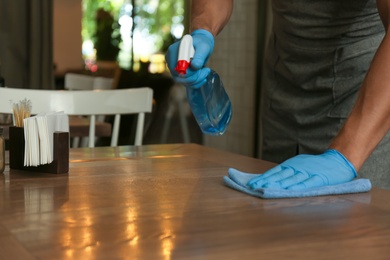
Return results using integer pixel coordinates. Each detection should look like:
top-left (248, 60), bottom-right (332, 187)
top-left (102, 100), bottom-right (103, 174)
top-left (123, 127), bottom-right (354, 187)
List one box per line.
top-left (82, 0), bottom-right (185, 73)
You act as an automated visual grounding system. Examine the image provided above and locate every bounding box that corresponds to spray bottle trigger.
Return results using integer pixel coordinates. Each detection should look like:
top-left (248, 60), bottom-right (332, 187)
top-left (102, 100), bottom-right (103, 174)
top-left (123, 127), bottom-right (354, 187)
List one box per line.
top-left (175, 34), bottom-right (195, 75)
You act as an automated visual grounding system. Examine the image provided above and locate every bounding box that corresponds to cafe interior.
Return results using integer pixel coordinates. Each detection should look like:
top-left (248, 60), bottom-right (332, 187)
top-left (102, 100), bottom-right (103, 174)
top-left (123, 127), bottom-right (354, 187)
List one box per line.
top-left (1, 1), bottom-right (390, 259)
top-left (0, 0), bottom-right (266, 158)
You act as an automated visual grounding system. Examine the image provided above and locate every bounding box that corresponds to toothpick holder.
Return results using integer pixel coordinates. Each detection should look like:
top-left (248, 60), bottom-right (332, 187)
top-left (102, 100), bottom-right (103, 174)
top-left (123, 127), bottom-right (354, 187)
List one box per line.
top-left (9, 126), bottom-right (69, 174)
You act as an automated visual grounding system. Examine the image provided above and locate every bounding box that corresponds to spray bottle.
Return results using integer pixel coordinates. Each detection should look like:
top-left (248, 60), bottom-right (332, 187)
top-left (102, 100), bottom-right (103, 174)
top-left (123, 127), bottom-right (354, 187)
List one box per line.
top-left (175, 34), bottom-right (232, 135)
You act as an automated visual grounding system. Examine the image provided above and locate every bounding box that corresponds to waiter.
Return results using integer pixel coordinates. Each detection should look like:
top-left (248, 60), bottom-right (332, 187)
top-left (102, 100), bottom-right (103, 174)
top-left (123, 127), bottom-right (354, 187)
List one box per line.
top-left (165, 0), bottom-right (390, 190)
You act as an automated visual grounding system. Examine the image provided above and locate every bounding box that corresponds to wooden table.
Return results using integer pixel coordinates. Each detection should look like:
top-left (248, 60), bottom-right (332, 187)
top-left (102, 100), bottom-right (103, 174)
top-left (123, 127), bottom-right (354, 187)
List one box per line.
top-left (1, 144), bottom-right (390, 259)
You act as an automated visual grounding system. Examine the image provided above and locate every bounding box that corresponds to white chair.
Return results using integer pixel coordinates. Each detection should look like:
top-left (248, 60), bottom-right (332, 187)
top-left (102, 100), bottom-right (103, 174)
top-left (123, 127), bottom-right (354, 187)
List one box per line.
top-left (64, 73), bottom-right (94, 90)
top-left (64, 73), bottom-right (114, 147)
top-left (93, 77), bottom-right (114, 90)
top-left (64, 73), bottom-right (114, 90)
top-left (0, 87), bottom-right (154, 147)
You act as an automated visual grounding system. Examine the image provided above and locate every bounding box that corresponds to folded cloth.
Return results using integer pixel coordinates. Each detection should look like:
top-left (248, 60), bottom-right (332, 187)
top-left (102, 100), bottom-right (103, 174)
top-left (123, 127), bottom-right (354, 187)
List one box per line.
top-left (223, 168), bottom-right (372, 199)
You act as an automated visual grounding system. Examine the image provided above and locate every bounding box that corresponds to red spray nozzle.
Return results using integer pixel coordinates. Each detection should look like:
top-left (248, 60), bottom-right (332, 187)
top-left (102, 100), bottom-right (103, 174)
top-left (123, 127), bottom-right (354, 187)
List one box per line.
top-left (175, 34), bottom-right (195, 76)
top-left (175, 60), bottom-right (190, 75)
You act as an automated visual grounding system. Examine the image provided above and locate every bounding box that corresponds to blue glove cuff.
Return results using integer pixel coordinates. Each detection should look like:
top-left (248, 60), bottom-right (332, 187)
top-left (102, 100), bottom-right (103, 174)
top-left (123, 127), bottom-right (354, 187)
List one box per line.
top-left (191, 29), bottom-right (215, 52)
top-left (325, 149), bottom-right (357, 178)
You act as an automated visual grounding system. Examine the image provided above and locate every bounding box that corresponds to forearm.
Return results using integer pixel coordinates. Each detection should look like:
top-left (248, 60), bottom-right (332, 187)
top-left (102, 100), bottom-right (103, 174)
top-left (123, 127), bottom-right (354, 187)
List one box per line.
top-left (190, 0), bottom-right (233, 36)
top-left (330, 34), bottom-right (390, 171)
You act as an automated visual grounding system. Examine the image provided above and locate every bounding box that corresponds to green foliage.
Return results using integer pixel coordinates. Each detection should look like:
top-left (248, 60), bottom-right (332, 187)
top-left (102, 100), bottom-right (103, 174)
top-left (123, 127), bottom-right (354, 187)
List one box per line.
top-left (82, 0), bottom-right (185, 63)
top-left (134, 0), bottom-right (184, 52)
top-left (94, 9), bottom-right (121, 61)
top-left (82, 0), bottom-right (122, 61)
top-left (82, 0), bottom-right (122, 43)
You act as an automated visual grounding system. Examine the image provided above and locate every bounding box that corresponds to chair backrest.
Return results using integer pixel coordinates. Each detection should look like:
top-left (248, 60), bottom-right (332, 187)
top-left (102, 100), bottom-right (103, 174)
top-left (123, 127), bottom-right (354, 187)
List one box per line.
top-left (93, 77), bottom-right (114, 90)
top-left (64, 73), bottom-right (114, 90)
top-left (0, 87), bottom-right (154, 147)
top-left (64, 73), bottom-right (94, 90)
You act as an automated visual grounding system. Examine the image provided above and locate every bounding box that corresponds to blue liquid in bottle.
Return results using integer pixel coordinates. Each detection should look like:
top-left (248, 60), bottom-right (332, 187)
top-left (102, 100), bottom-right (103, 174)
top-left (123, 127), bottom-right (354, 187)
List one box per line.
top-left (186, 70), bottom-right (232, 135)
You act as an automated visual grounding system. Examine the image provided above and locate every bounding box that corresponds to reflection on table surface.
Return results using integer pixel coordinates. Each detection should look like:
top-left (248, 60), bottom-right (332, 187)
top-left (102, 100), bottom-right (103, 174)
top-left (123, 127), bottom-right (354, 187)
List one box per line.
top-left (1, 144), bottom-right (390, 259)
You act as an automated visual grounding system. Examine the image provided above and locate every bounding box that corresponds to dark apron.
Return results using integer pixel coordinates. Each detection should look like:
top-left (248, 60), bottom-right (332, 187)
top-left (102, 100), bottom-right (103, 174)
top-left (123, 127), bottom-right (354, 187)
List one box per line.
top-left (261, 0), bottom-right (390, 189)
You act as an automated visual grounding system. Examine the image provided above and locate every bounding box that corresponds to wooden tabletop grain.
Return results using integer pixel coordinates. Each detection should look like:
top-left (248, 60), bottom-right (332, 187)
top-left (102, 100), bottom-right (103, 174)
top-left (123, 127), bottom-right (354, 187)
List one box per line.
top-left (1, 144), bottom-right (390, 259)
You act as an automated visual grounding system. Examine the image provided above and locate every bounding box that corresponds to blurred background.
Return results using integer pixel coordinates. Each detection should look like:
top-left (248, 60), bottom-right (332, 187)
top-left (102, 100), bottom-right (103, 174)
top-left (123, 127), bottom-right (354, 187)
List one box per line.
top-left (0, 0), bottom-right (271, 159)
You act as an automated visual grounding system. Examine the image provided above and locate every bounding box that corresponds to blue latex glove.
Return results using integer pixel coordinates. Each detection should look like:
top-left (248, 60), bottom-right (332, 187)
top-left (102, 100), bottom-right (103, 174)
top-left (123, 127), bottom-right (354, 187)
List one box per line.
top-left (247, 149), bottom-right (357, 190)
top-left (165, 29), bottom-right (214, 88)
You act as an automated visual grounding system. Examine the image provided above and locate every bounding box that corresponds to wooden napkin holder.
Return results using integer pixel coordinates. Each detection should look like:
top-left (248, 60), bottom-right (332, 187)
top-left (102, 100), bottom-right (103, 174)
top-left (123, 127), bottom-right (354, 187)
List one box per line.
top-left (9, 126), bottom-right (69, 174)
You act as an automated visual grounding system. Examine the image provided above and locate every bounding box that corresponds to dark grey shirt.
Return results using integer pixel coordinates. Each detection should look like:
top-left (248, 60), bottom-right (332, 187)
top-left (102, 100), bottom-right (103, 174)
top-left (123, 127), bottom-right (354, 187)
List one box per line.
top-left (261, 0), bottom-right (390, 189)
top-left (265, 0), bottom-right (385, 120)
top-left (272, 0), bottom-right (384, 49)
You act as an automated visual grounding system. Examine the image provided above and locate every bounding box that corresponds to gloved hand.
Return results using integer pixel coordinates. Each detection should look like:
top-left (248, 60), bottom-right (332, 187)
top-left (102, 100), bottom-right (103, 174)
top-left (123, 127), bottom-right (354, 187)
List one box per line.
top-left (165, 29), bottom-right (214, 88)
top-left (247, 149), bottom-right (357, 190)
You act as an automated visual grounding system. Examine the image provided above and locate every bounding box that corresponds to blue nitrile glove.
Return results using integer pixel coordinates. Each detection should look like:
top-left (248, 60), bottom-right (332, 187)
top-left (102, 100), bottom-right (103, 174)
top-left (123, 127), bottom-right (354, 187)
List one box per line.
top-left (247, 149), bottom-right (357, 190)
top-left (165, 29), bottom-right (214, 88)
